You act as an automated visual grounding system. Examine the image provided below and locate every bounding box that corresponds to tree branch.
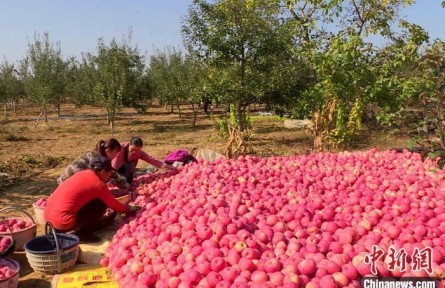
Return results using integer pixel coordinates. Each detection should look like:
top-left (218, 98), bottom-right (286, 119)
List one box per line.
top-left (351, 0), bottom-right (365, 36)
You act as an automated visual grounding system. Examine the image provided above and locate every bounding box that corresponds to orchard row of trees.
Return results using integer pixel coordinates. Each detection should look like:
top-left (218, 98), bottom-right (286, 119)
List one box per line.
top-left (1, 0), bottom-right (445, 151)
top-left (0, 32), bottom-right (148, 129)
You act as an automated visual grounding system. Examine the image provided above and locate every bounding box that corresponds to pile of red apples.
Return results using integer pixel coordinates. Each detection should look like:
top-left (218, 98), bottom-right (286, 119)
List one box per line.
top-left (102, 149), bottom-right (445, 287)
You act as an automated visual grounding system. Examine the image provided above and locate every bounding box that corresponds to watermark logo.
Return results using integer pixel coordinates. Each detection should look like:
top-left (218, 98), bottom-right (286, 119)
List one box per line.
top-left (364, 245), bottom-right (433, 275)
top-left (361, 277), bottom-right (439, 288)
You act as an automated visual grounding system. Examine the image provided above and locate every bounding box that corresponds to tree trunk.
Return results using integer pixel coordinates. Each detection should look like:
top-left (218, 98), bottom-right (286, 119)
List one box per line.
top-left (176, 101), bottom-right (182, 118)
top-left (170, 104), bottom-right (174, 113)
top-left (236, 101), bottom-right (244, 132)
top-left (192, 103), bottom-right (200, 127)
top-left (34, 102), bottom-right (46, 128)
top-left (110, 117), bottom-right (115, 133)
top-left (57, 95), bottom-right (61, 116)
top-left (34, 111), bottom-right (44, 128)
top-left (3, 101), bottom-right (6, 119)
top-left (203, 99), bottom-right (211, 114)
top-left (44, 101), bottom-right (48, 122)
top-left (109, 109), bottom-right (116, 134)
top-left (238, 53), bottom-right (246, 132)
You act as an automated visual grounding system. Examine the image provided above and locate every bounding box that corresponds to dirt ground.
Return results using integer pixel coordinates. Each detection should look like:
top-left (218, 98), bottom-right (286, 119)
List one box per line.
top-left (0, 102), bottom-right (410, 287)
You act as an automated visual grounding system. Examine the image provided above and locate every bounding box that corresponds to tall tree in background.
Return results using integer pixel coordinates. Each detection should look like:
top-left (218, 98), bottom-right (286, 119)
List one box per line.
top-left (65, 54), bottom-right (98, 106)
top-left (148, 48), bottom-right (208, 124)
top-left (148, 48), bottom-right (179, 114)
top-left (24, 32), bottom-right (67, 125)
top-left (0, 59), bottom-right (23, 118)
top-left (182, 0), bottom-right (294, 132)
top-left (92, 34), bottom-right (145, 130)
top-left (184, 54), bottom-right (210, 126)
top-left (284, 0), bottom-right (428, 150)
top-left (414, 40), bottom-right (445, 151)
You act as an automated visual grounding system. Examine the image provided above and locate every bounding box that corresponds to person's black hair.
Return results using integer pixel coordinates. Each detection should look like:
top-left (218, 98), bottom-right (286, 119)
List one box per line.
top-left (95, 138), bottom-right (121, 157)
top-left (130, 137), bottom-right (143, 147)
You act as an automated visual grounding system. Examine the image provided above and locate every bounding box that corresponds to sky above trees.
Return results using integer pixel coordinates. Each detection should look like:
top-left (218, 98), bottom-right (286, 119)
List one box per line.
top-left (0, 0), bottom-right (444, 63)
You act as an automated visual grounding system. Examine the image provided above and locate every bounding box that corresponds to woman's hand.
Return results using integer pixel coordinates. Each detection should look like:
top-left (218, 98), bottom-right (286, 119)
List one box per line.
top-left (128, 204), bottom-right (140, 213)
top-left (162, 162), bottom-right (176, 170)
top-left (166, 164), bottom-right (176, 170)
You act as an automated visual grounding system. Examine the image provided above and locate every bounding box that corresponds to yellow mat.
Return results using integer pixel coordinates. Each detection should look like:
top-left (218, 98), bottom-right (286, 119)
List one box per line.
top-left (78, 217), bottom-right (123, 265)
top-left (51, 264), bottom-right (118, 288)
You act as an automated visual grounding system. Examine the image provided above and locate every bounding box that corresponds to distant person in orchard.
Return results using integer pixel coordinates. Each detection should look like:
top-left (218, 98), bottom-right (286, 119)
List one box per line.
top-left (112, 136), bottom-right (175, 184)
top-left (45, 156), bottom-right (139, 239)
top-left (57, 138), bottom-right (132, 191)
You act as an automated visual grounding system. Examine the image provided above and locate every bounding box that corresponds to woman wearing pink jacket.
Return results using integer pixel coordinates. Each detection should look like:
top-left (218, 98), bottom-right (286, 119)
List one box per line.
top-left (112, 137), bottom-right (175, 184)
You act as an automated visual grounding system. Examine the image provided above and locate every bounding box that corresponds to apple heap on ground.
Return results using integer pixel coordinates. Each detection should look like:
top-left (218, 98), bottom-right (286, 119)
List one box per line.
top-left (102, 149), bottom-right (445, 288)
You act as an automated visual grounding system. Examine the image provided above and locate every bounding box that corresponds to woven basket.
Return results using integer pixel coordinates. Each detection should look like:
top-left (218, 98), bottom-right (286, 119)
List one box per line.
top-left (0, 257), bottom-right (20, 288)
top-left (32, 197), bottom-right (47, 225)
top-left (24, 222), bottom-right (79, 275)
top-left (0, 207), bottom-right (37, 251)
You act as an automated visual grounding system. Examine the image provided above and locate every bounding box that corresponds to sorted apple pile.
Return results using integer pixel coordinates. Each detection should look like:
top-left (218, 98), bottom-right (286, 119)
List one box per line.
top-left (0, 259), bottom-right (18, 281)
top-left (0, 236), bottom-right (13, 254)
top-left (104, 149), bottom-right (445, 287)
top-left (34, 197), bottom-right (48, 208)
top-left (0, 218), bottom-right (34, 233)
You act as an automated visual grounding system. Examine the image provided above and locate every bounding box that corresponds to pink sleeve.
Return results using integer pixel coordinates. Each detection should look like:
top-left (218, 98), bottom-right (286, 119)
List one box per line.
top-left (111, 146), bottom-right (126, 170)
top-left (139, 151), bottom-right (165, 168)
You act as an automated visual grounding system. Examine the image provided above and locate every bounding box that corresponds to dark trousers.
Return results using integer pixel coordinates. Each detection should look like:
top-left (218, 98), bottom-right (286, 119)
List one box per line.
top-left (57, 199), bottom-right (107, 235)
top-left (117, 162), bottom-right (136, 184)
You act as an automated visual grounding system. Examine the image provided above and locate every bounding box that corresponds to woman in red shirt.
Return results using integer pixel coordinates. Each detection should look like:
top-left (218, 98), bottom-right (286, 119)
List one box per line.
top-left (45, 156), bottom-right (138, 236)
top-left (112, 137), bottom-right (175, 184)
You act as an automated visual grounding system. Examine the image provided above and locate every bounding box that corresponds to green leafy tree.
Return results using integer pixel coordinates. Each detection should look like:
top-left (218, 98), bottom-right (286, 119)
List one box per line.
top-left (24, 32), bottom-right (67, 124)
top-left (183, 0), bottom-right (295, 132)
top-left (65, 54), bottom-right (98, 106)
top-left (184, 55), bottom-right (210, 125)
top-left (0, 59), bottom-right (23, 118)
top-left (148, 48), bottom-right (208, 124)
top-left (285, 0), bottom-right (428, 150)
top-left (148, 48), bottom-right (186, 116)
top-left (92, 35), bottom-right (145, 130)
top-left (414, 41), bottom-right (445, 151)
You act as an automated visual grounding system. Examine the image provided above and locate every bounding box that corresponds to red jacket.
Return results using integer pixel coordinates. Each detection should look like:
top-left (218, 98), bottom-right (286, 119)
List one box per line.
top-left (44, 170), bottom-right (129, 231)
top-left (111, 142), bottom-right (165, 173)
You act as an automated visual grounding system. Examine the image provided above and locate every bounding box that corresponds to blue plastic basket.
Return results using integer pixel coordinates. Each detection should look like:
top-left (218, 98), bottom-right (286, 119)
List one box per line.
top-left (24, 222), bottom-right (79, 274)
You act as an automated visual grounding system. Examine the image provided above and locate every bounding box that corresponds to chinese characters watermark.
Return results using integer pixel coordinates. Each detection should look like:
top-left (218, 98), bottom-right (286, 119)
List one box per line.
top-left (364, 245), bottom-right (433, 275)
